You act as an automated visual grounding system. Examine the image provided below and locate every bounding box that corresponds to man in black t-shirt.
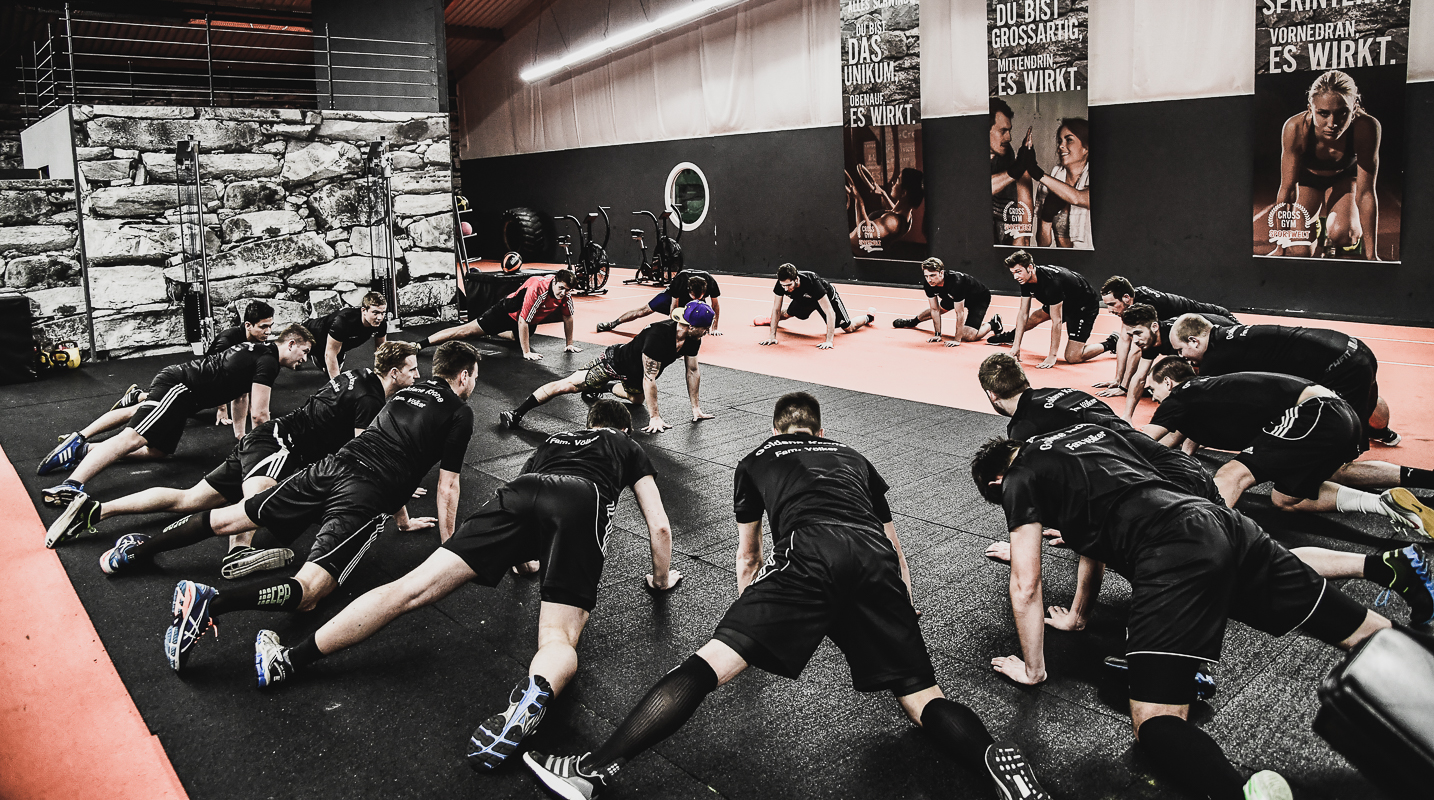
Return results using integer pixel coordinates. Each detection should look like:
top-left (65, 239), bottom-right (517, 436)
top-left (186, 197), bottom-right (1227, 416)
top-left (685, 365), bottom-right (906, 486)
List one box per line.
top-left (1143, 359), bottom-right (1434, 533)
top-left (207, 300), bottom-right (275, 426)
top-left (970, 426), bottom-right (1409, 800)
top-left (1112, 305), bottom-right (1238, 420)
top-left (891, 258), bottom-right (1004, 345)
top-left (40, 325), bottom-right (315, 507)
top-left (758, 263), bottom-right (874, 349)
top-left (988, 250), bottom-right (1114, 368)
top-left (1098, 276), bottom-right (1234, 399)
top-left (304, 291), bottom-right (389, 377)
top-left (47, 342), bottom-right (422, 578)
top-left (1170, 315), bottom-right (1398, 445)
top-left (598, 268), bottom-right (723, 335)
top-left (252, 400), bottom-right (681, 769)
top-left (525, 393), bottom-right (1049, 800)
top-left (504, 302), bottom-right (715, 434)
top-left (97, 342), bottom-right (478, 673)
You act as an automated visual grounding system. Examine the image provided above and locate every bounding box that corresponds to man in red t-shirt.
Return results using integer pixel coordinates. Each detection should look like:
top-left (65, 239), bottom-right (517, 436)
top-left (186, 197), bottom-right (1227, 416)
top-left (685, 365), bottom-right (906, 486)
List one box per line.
top-left (417, 269), bottom-right (582, 361)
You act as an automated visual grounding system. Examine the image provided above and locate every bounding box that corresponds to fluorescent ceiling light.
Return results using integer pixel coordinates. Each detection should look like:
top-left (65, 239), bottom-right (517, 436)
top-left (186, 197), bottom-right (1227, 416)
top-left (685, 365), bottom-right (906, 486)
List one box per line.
top-left (520, 0), bottom-right (748, 82)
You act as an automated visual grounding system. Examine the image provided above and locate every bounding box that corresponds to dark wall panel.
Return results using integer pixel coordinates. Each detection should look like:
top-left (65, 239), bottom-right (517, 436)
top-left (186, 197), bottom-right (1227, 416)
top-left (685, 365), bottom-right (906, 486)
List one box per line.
top-left (463, 83), bottom-right (1434, 324)
top-left (313, 0), bottom-right (445, 112)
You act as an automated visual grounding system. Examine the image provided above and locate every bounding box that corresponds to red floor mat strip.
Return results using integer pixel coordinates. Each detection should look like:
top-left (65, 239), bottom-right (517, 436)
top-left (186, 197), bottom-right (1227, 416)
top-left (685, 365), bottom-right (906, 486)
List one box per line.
top-left (0, 444), bottom-right (188, 800)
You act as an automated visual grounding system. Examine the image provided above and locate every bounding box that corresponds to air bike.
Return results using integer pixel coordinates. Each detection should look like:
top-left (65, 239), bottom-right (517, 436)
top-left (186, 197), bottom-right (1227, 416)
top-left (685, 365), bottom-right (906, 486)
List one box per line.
top-left (556, 206), bottom-right (612, 295)
top-left (625, 203), bottom-right (683, 286)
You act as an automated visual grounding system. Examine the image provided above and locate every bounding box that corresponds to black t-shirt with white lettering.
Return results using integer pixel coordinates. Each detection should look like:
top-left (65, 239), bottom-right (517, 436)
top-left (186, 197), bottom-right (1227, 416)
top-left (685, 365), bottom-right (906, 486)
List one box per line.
top-left (340, 378), bottom-right (473, 500)
top-left (280, 368), bottom-right (387, 461)
top-left (1199, 325), bottom-right (1359, 383)
top-left (1000, 424), bottom-right (1202, 575)
top-left (1007, 387), bottom-right (1129, 442)
top-left (1150, 372), bottom-right (1314, 451)
top-left (773, 270), bottom-right (834, 302)
top-left (606, 320), bottom-right (701, 381)
top-left (1019, 265), bottom-right (1097, 311)
top-left (523, 427), bottom-right (656, 504)
top-left (733, 433), bottom-right (891, 547)
top-left (168, 342), bottom-right (280, 408)
top-left (1132, 287), bottom-right (1234, 321)
top-left (1140, 313), bottom-right (1236, 361)
top-left (310, 307), bottom-right (384, 357)
top-left (924, 270), bottom-right (990, 308)
top-left (669, 269), bottom-right (721, 301)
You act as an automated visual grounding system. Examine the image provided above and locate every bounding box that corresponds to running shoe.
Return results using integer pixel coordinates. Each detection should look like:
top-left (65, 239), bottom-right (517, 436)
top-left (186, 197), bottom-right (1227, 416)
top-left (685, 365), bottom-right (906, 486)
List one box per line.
top-left (221, 546), bottom-right (296, 579)
top-left (110, 383), bottom-right (143, 411)
top-left (892, 317), bottom-right (916, 329)
top-left (41, 478), bottom-right (85, 507)
top-left (164, 580), bottom-right (218, 671)
top-left (596, 321), bottom-right (617, 333)
top-left (866, 307), bottom-right (877, 326)
top-left (1375, 544), bottom-right (1434, 626)
top-left (255, 629), bottom-right (294, 687)
top-left (99, 533), bottom-right (149, 575)
top-left (1381, 488), bottom-right (1434, 535)
top-left (1370, 427), bottom-right (1402, 446)
top-left (37, 432), bottom-right (87, 476)
top-left (1242, 770), bottom-right (1293, 800)
top-left (1103, 656), bottom-right (1217, 700)
top-left (985, 741), bottom-right (1051, 800)
top-left (987, 329), bottom-right (1015, 346)
top-left (46, 492), bottom-right (100, 548)
top-left (1101, 331), bottom-right (1120, 353)
top-left (499, 410), bottom-right (521, 430)
top-left (988, 314), bottom-right (1004, 337)
top-left (524, 752), bottom-right (611, 800)
top-left (468, 674), bottom-right (553, 771)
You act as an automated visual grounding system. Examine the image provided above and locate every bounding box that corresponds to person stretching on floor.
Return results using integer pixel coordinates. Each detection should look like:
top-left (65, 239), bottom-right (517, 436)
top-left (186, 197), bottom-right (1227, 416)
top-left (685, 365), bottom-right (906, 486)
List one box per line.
top-left (598, 268), bottom-right (722, 336)
top-left (757, 263), bottom-right (874, 349)
top-left (987, 250), bottom-right (1115, 369)
top-left (890, 257), bottom-right (1003, 346)
top-left (1095, 276), bottom-right (1235, 399)
top-left (414, 270), bottom-right (581, 361)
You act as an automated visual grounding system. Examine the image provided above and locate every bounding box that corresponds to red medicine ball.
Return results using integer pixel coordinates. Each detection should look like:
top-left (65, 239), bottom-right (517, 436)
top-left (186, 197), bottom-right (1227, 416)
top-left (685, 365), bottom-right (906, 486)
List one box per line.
top-left (501, 252), bottom-right (523, 273)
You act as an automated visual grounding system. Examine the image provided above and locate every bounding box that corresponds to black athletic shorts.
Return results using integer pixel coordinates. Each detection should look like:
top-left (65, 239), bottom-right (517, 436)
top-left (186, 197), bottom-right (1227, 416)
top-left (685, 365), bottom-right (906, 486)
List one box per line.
top-left (1041, 302), bottom-right (1098, 343)
top-left (713, 523), bottom-right (935, 695)
top-left (204, 420), bottom-right (298, 504)
top-left (1322, 340), bottom-right (1379, 439)
top-left (1234, 396), bottom-right (1363, 500)
top-left (477, 302), bottom-right (520, 337)
top-left (127, 367), bottom-right (197, 454)
top-left (444, 473), bottom-right (614, 611)
top-left (1125, 502), bottom-right (1326, 669)
top-left (243, 454), bottom-right (393, 582)
top-left (786, 291), bottom-right (853, 330)
top-left (577, 352), bottom-right (640, 398)
top-left (937, 298), bottom-right (989, 332)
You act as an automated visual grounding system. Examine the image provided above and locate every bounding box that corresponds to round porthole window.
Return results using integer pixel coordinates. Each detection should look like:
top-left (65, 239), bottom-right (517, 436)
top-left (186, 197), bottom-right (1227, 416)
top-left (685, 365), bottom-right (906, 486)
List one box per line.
top-left (665, 162), bottom-right (709, 231)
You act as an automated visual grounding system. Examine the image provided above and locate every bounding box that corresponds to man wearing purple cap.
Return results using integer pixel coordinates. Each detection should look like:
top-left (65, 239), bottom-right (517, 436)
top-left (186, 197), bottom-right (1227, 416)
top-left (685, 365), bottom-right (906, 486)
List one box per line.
top-left (502, 301), bottom-right (715, 434)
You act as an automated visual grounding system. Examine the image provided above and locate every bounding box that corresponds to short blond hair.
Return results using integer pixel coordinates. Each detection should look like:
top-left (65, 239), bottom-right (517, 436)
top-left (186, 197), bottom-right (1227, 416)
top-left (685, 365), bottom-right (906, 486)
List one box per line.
top-left (1170, 313), bottom-right (1214, 343)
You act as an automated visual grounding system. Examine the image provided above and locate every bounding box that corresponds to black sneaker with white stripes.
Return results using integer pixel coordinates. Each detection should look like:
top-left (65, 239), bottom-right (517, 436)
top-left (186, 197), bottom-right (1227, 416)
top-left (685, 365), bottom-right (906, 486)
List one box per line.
top-left (524, 751), bottom-right (612, 800)
top-left (985, 741), bottom-right (1050, 800)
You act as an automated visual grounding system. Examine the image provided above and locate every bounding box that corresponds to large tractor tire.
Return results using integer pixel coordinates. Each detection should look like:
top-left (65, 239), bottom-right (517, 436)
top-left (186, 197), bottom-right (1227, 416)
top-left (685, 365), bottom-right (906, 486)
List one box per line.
top-left (500, 207), bottom-right (552, 263)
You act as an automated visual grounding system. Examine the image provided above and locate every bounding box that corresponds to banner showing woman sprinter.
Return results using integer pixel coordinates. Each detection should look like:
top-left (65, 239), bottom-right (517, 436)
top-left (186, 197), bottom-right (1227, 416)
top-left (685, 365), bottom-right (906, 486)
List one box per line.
top-left (1254, 1), bottom-right (1408, 262)
top-left (988, 0), bottom-right (1090, 250)
top-left (842, 0), bottom-right (926, 261)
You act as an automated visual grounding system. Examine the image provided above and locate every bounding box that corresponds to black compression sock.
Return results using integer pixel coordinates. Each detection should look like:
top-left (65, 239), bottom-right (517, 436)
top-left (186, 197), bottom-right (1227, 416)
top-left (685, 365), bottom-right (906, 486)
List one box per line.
top-left (288, 635), bottom-right (325, 669)
top-left (1401, 467), bottom-right (1434, 490)
top-left (513, 394), bottom-right (541, 417)
top-left (920, 698), bottom-right (995, 774)
top-left (1365, 552), bottom-right (1396, 585)
top-left (1138, 715), bottom-right (1244, 800)
top-left (587, 653), bottom-right (719, 772)
top-left (130, 510), bottom-right (214, 560)
top-left (210, 578), bottom-right (303, 616)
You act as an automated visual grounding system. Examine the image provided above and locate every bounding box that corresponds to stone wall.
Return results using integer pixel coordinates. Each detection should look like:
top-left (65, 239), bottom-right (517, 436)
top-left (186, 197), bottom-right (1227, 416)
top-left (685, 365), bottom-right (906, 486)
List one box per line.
top-left (0, 179), bottom-right (86, 346)
top-left (16, 104), bottom-right (456, 359)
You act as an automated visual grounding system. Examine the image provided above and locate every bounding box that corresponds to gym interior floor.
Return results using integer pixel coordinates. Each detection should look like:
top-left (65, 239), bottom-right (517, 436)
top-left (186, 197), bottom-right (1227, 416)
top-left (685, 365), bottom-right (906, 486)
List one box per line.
top-left (3, 268), bottom-right (1431, 800)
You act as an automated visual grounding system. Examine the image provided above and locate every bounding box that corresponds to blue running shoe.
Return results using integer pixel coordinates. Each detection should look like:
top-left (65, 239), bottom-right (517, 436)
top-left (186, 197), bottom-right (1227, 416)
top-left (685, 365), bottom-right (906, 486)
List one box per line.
top-left (99, 533), bottom-right (148, 575)
top-left (37, 433), bottom-right (87, 476)
top-left (165, 580), bottom-right (217, 671)
top-left (254, 629), bottom-right (294, 688)
top-left (41, 478), bottom-right (85, 508)
top-left (1374, 544), bottom-right (1434, 626)
top-left (468, 674), bottom-right (553, 771)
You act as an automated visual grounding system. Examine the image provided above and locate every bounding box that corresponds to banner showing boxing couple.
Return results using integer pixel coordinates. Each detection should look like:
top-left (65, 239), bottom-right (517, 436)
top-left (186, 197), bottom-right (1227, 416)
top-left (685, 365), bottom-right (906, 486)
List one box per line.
top-left (1254, 0), bottom-right (1407, 262)
top-left (989, 0), bottom-right (1090, 251)
top-left (843, 0), bottom-right (926, 261)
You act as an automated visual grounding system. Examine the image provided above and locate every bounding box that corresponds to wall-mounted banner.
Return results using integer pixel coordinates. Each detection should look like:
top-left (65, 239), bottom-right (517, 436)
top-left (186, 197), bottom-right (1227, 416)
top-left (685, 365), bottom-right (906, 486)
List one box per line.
top-left (1253, 1), bottom-right (1407, 262)
top-left (987, 0), bottom-right (1091, 251)
top-left (842, 0), bottom-right (926, 261)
